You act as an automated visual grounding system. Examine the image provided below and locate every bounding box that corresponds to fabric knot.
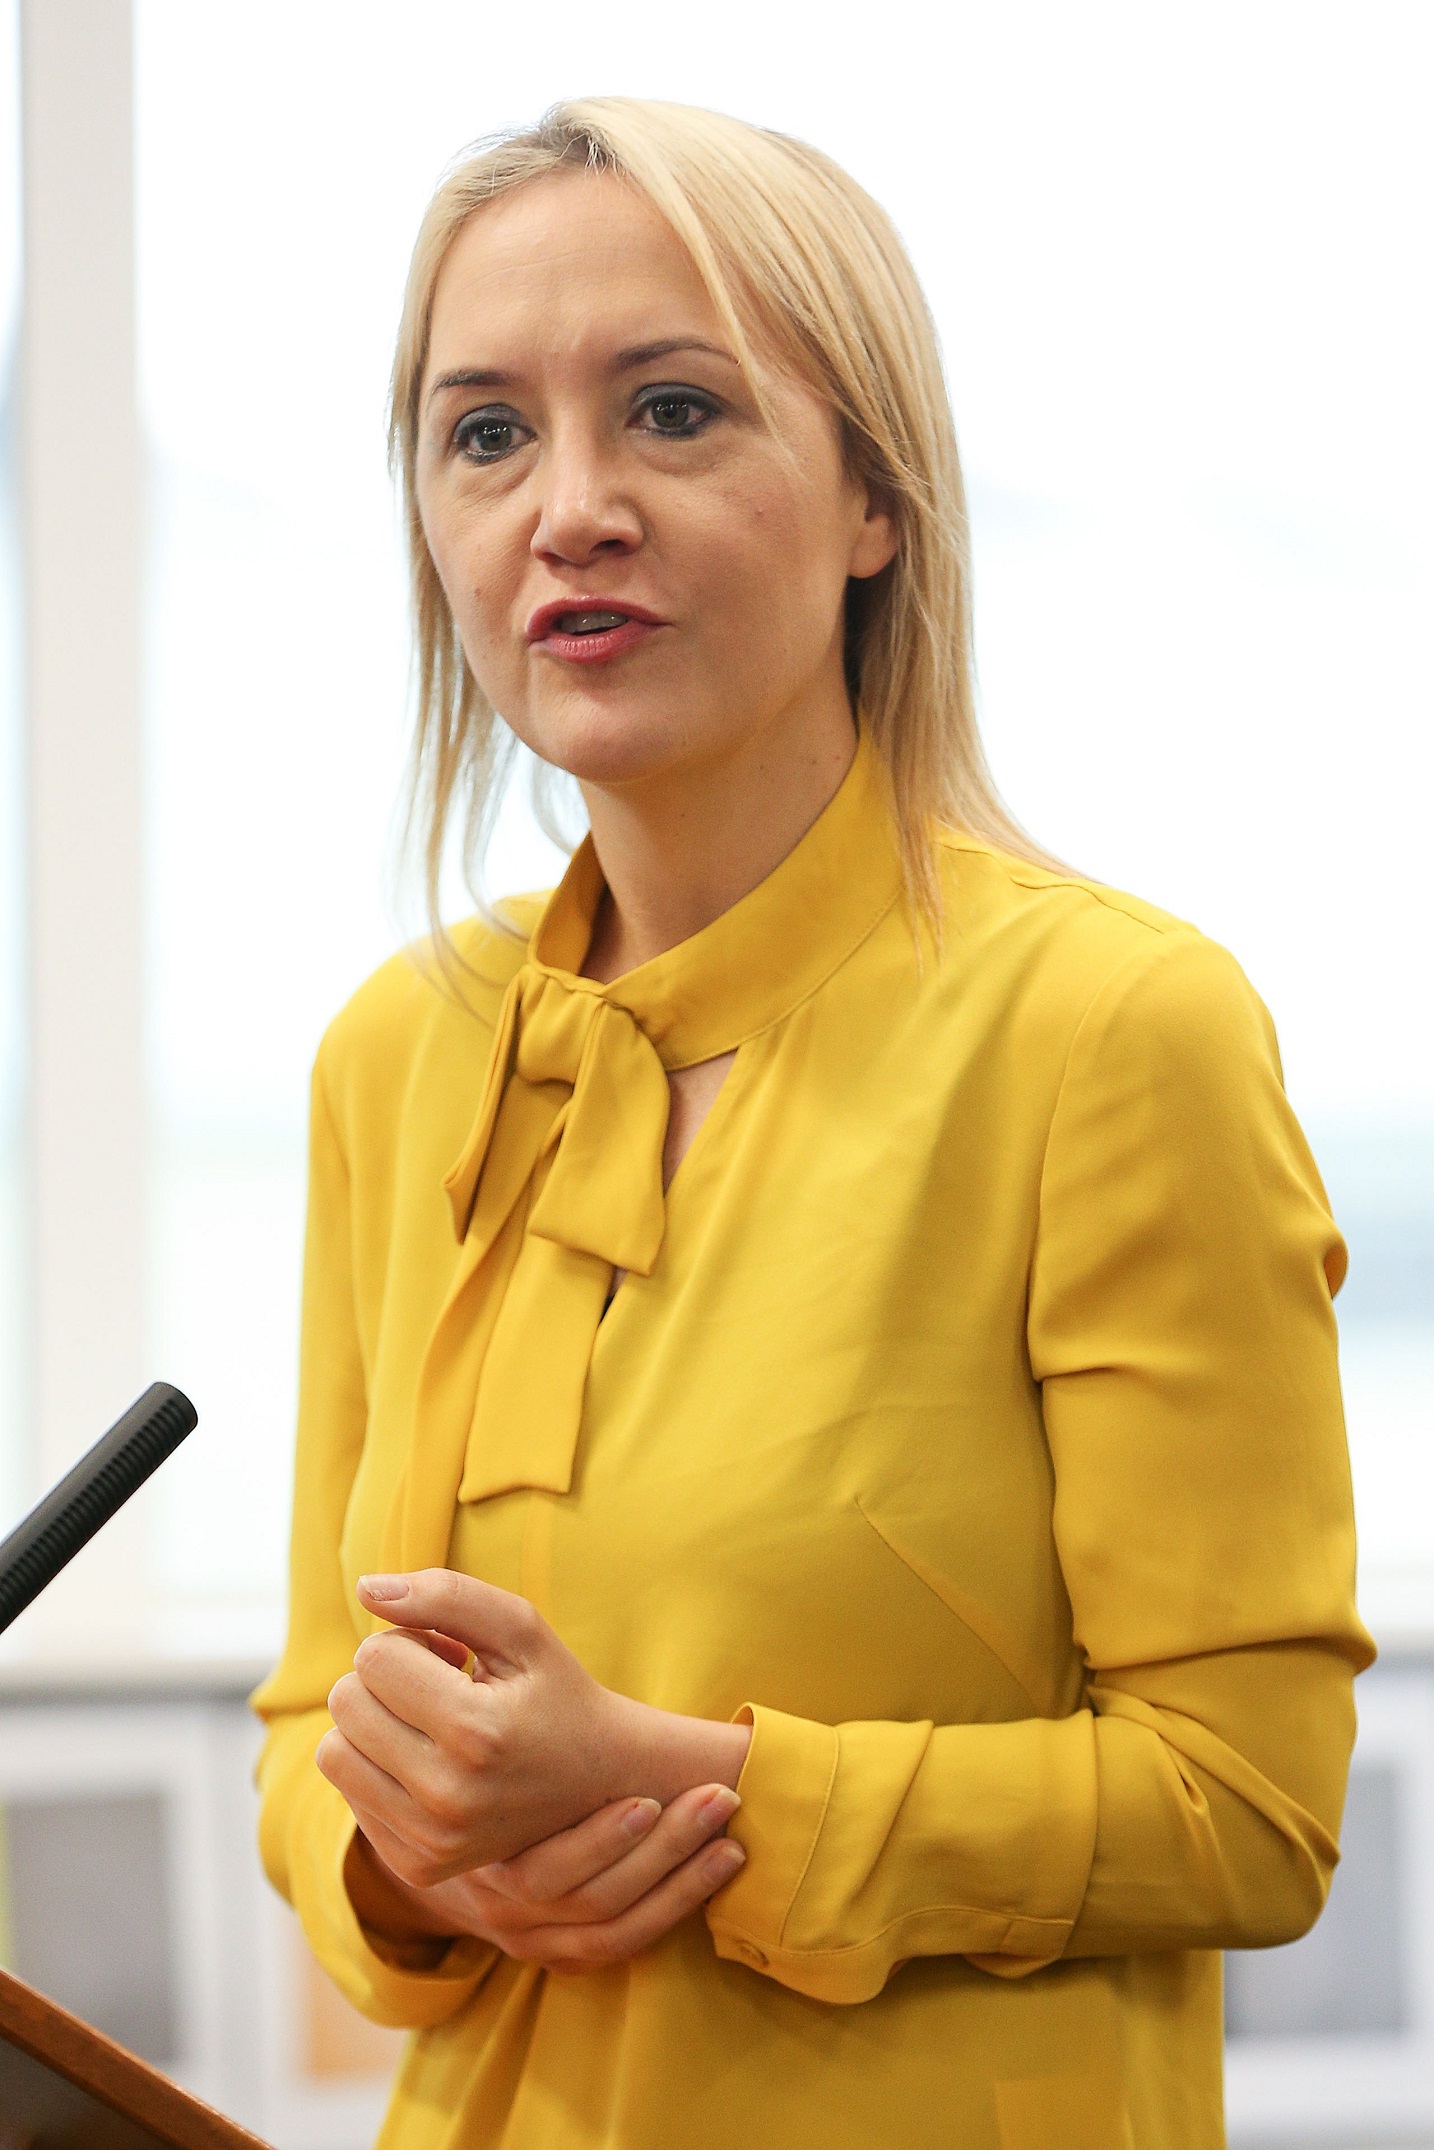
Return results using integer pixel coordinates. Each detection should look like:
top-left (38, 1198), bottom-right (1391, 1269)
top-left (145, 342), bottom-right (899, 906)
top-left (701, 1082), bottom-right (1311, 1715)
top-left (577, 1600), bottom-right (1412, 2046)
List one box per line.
top-left (444, 964), bottom-right (671, 1277)
top-left (384, 730), bottom-right (904, 1549)
top-left (420, 961), bottom-right (674, 1508)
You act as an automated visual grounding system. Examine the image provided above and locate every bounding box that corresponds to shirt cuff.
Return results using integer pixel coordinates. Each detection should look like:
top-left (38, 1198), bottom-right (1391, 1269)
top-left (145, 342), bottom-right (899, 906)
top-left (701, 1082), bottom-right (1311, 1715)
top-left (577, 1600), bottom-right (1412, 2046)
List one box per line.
top-left (705, 1701), bottom-right (840, 1975)
top-left (704, 1702), bottom-right (1096, 2003)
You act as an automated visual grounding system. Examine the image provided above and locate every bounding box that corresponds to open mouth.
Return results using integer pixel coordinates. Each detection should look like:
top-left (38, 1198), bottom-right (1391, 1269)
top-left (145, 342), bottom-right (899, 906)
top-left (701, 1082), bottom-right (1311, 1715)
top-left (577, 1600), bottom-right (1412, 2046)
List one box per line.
top-left (553, 609), bottom-right (631, 636)
top-left (527, 599), bottom-right (666, 664)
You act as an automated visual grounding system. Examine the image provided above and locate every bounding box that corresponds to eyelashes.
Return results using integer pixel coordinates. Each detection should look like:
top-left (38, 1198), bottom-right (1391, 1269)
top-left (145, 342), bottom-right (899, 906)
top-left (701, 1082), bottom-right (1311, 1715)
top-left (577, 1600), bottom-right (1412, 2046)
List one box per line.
top-left (631, 385), bottom-right (721, 437)
top-left (451, 384), bottom-right (722, 465)
top-left (453, 407), bottom-right (529, 462)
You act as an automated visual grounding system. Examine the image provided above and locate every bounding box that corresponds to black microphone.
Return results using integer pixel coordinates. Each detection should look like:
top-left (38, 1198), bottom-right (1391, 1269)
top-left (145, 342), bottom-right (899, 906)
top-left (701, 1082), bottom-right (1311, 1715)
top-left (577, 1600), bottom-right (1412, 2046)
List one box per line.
top-left (0, 1383), bottom-right (199, 1635)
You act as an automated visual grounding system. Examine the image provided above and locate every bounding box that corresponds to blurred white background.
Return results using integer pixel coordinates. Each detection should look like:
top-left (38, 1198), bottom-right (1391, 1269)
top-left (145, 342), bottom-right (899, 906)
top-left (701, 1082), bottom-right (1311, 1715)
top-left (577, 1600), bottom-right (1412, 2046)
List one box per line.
top-left (0, 0), bottom-right (21, 1548)
top-left (1, 7), bottom-right (1431, 2142)
top-left (129, 0), bottom-right (1434, 1655)
top-left (0, 0), bottom-right (1430, 1649)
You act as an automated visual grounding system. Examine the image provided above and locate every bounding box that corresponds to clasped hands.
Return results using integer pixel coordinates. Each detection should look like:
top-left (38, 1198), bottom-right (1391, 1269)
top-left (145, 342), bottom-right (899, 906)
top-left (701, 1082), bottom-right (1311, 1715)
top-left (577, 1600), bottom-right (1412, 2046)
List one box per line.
top-left (317, 1568), bottom-right (752, 1970)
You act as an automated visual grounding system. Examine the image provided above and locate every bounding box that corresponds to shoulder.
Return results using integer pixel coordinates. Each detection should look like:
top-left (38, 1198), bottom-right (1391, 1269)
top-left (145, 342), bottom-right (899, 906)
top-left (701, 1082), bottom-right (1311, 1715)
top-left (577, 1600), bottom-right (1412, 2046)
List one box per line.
top-left (938, 827), bottom-right (1196, 958)
top-left (312, 896), bottom-right (548, 1125)
top-left (933, 832), bottom-right (1278, 1076)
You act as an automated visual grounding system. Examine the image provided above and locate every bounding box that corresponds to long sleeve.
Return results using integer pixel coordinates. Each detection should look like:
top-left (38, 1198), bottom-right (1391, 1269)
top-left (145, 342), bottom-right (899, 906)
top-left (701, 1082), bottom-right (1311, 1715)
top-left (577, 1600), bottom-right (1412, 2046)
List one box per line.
top-left (705, 929), bottom-right (1374, 2004)
top-left (250, 1041), bottom-right (497, 2028)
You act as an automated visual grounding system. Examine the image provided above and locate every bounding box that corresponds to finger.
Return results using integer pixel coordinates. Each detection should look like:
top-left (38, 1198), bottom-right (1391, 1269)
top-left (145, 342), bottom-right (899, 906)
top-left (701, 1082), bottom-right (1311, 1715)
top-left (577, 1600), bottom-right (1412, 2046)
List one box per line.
top-left (355, 1812), bottom-right (430, 1888)
top-left (409, 1628), bottom-right (474, 1673)
top-left (511, 1836), bottom-right (747, 1969)
top-left (559, 1787), bottom-right (741, 1922)
top-left (349, 1628), bottom-right (478, 1743)
top-left (358, 1568), bottom-right (542, 1668)
top-left (328, 1666), bottom-right (437, 1784)
top-left (318, 1728), bottom-right (468, 1889)
top-left (356, 1626), bottom-right (472, 1674)
top-left (316, 1724), bottom-right (410, 1834)
top-left (493, 1785), bottom-right (740, 1922)
top-left (486, 1795), bottom-right (663, 1905)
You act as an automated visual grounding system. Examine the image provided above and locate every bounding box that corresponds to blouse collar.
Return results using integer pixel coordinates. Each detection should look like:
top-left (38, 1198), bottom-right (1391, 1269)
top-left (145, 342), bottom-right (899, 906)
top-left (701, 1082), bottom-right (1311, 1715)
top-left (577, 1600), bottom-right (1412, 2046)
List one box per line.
top-left (525, 726), bottom-right (904, 1072)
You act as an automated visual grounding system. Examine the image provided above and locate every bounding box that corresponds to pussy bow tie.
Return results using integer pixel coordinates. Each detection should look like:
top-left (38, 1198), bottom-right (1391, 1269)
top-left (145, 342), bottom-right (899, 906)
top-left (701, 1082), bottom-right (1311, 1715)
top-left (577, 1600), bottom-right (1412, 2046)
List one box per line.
top-left (384, 734), bottom-right (898, 1567)
top-left (431, 962), bottom-right (673, 1511)
top-left (449, 965), bottom-right (671, 1274)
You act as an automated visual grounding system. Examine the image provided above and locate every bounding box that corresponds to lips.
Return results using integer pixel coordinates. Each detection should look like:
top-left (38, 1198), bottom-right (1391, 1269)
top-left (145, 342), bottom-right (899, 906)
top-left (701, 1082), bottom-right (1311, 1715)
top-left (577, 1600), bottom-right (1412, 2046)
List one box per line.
top-left (525, 597), bottom-right (667, 666)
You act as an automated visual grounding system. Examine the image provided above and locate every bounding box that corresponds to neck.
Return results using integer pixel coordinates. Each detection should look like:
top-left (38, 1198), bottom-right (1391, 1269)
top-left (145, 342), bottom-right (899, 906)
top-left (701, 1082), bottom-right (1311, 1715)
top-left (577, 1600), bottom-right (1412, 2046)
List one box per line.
top-left (579, 701), bottom-right (858, 982)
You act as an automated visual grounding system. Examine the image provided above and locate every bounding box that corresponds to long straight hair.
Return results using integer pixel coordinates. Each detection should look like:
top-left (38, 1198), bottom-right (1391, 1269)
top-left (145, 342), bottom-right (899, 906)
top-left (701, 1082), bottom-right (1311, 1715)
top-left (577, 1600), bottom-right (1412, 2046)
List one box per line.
top-left (389, 98), bottom-right (1051, 967)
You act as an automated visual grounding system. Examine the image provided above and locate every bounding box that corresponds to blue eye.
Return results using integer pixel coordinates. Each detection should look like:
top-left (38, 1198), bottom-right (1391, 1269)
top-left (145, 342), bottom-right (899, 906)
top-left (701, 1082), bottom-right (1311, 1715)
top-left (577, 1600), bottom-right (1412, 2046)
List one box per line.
top-left (455, 408), bottom-right (528, 462)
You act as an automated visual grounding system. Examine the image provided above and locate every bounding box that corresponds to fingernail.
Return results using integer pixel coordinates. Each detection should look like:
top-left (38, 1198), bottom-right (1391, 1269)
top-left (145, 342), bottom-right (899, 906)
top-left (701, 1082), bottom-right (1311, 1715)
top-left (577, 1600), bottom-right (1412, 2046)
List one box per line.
top-left (358, 1574), bottom-right (409, 1602)
top-left (621, 1798), bottom-right (661, 1839)
top-left (709, 1840), bottom-right (746, 1874)
top-left (699, 1787), bottom-right (741, 1824)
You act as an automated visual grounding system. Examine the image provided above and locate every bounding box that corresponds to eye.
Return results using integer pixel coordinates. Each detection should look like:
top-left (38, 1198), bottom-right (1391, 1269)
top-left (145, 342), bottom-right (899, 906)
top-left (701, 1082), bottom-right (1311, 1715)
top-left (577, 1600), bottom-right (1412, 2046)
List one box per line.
top-left (634, 384), bottom-right (719, 438)
top-left (453, 406), bottom-right (531, 463)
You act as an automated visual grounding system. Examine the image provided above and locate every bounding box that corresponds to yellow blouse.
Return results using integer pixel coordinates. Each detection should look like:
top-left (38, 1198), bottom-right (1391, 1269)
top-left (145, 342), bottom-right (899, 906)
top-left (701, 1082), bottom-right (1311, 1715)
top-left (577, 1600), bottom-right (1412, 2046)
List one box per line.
top-left (252, 737), bottom-right (1373, 2150)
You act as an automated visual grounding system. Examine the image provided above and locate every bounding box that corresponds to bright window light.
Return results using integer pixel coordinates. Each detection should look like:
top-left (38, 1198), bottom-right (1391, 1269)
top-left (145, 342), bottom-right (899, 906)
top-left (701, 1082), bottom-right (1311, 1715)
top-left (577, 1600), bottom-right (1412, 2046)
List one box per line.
top-left (136, 0), bottom-right (1434, 1654)
top-left (0, 0), bottom-right (23, 1538)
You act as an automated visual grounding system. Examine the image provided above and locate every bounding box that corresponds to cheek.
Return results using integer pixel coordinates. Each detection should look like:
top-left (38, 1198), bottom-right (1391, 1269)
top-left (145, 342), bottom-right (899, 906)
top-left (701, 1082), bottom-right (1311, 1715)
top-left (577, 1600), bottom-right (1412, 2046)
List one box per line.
top-left (419, 487), bottom-right (523, 651)
top-left (692, 476), bottom-right (845, 649)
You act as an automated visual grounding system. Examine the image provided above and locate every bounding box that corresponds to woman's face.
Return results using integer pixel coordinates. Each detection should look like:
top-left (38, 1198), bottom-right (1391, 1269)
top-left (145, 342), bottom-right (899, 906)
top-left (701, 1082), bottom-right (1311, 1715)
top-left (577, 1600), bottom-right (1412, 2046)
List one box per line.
top-left (415, 169), bottom-right (897, 795)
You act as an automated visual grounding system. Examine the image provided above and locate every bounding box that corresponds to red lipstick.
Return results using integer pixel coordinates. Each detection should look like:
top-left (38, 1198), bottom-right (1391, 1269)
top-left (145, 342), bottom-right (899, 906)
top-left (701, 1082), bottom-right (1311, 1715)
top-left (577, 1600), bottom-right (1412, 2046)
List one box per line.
top-left (526, 597), bottom-right (667, 666)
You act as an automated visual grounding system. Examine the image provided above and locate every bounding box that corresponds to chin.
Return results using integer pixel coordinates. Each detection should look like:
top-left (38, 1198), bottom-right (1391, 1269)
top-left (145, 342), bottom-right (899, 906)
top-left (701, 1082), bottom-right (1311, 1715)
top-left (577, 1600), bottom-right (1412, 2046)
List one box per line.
top-left (513, 694), bottom-right (727, 791)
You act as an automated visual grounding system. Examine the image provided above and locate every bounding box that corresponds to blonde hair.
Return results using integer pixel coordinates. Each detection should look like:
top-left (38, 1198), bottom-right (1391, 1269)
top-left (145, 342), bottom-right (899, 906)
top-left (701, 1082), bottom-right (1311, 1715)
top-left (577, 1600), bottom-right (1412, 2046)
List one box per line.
top-left (389, 97), bottom-right (1050, 959)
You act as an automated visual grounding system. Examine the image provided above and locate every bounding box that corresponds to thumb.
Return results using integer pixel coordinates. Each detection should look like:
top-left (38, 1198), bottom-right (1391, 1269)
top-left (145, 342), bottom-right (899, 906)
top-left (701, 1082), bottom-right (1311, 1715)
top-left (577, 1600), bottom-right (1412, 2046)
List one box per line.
top-left (356, 1568), bottom-right (542, 1666)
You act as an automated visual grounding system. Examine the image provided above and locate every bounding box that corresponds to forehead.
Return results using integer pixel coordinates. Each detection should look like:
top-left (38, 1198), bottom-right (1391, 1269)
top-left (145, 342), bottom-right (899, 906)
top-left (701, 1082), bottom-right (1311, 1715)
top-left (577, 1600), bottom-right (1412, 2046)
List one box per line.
top-left (426, 169), bottom-right (723, 369)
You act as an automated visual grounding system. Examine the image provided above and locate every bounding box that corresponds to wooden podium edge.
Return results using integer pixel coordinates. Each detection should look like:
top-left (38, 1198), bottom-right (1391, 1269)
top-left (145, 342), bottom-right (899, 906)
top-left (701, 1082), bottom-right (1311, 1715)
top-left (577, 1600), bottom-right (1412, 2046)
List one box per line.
top-left (0, 1962), bottom-right (272, 2148)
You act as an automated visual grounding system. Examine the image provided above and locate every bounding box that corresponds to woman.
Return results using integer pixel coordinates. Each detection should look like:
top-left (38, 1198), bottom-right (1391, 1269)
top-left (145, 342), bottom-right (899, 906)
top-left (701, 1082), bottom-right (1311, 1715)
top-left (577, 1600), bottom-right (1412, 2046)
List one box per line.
top-left (252, 98), bottom-right (1372, 2150)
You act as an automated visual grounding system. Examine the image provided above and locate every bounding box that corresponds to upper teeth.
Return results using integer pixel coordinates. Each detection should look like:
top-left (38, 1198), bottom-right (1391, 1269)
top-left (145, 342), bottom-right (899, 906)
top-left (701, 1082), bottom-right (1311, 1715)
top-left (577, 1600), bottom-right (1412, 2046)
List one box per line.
top-left (558, 610), bottom-right (626, 633)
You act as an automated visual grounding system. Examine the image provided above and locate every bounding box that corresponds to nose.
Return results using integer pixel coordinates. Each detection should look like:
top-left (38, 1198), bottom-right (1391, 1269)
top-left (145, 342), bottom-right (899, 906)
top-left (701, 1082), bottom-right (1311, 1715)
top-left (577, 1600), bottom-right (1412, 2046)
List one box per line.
top-left (530, 429), bottom-right (642, 568)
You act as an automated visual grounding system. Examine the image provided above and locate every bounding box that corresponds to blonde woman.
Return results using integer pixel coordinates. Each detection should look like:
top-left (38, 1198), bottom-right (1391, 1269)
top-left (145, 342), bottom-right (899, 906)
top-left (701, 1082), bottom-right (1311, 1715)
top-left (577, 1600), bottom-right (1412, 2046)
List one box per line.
top-left (252, 99), bottom-right (1372, 2150)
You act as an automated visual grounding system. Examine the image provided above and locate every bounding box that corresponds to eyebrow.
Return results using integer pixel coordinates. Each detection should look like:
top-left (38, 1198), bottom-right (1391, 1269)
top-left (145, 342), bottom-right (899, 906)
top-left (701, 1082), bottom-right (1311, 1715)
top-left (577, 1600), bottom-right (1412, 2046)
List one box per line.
top-left (426, 338), bottom-right (739, 405)
top-left (615, 338), bottom-right (739, 369)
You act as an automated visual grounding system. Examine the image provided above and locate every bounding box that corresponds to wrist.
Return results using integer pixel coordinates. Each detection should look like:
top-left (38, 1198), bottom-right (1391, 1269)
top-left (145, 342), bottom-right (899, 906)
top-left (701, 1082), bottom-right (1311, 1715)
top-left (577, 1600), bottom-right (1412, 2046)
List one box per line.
top-left (605, 1690), bottom-right (752, 1804)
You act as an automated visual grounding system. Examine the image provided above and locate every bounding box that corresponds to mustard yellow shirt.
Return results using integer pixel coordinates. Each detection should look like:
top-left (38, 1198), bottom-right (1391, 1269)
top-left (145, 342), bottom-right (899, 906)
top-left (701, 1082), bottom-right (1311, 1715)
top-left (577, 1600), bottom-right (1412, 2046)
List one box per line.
top-left (252, 738), bottom-right (1372, 2150)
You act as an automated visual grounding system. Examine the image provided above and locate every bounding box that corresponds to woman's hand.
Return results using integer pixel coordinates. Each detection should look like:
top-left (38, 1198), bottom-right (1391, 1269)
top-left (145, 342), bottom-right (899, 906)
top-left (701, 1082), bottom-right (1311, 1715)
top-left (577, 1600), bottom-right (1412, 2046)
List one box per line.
top-left (316, 1567), bottom-right (750, 1880)
top-left (347, 1782), bottom-right (747, 1969)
